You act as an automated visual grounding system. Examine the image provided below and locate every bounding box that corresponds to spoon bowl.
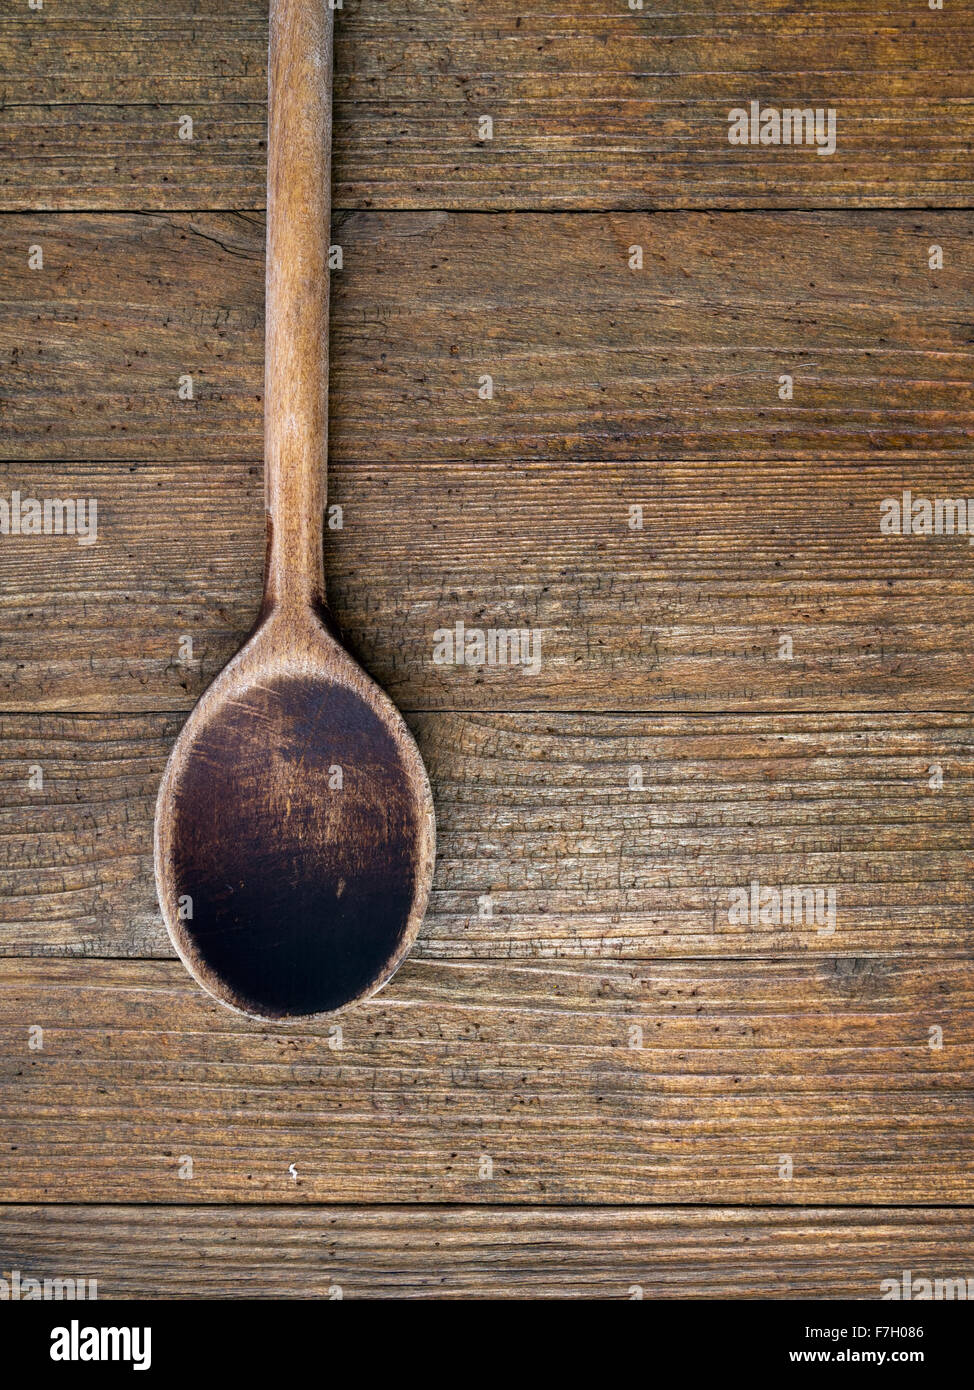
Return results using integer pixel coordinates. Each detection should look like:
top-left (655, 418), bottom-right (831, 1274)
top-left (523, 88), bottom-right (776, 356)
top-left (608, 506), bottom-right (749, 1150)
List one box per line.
top-left (155, 612), bottom-right (435, 1020)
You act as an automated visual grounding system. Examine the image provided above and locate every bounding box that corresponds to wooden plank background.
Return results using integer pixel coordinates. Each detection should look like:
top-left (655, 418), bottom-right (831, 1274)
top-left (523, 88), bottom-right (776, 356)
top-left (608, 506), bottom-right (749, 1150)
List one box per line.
top-left (1, 955), bottom-right (972, 1205)
top-left (1, 0), bottom-right (972, 210)
top-left (2, 1206), bottom-right (972, 1299)
top-left (0, 0), bottom-right (972, 1297)
top-left (2, 713), bottom-right (973, 958)
top-left (2, 211), bottom-right (972, 465)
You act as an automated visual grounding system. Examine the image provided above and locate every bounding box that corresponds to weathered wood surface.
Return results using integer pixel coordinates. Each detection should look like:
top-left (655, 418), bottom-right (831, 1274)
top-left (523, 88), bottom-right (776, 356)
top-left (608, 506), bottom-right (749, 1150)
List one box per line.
top-left (1, 0), bottom-right (972, 1293)
top-left (2, 1204), bottom-right (971, 1299)
top-left (0, 955), bottom-right (971, 1204)
top-left (2, 458), bottom-right (973, 713)
top-left (1, 211), bottom-right (972, 712)
top-left (1, 211), bottom-right (972, 463)
top-left (1, 712), bottom-right (972, 960)
top-left (1, 1), bottom-right (972, 211)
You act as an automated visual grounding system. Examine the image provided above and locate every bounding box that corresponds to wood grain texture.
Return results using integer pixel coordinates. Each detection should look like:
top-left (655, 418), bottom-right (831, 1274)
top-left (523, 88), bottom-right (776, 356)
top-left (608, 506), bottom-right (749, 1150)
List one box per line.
top-left (1, 210), bottom-right (972, 462)
top-left (0, 955), bottom-right (971, 1204)
top-left (262, 0), bottom-right (332, 617)
top-left (2, 0), bottom-right (972, 1289)
top-left (2, 1204), bottom-right (972, 1299)
top-left (2, 711), bottom-right (971, 960)
top-left (2, 459), bottom-right (974, 713)
top-left (1, 0), bottom-right (972, 211)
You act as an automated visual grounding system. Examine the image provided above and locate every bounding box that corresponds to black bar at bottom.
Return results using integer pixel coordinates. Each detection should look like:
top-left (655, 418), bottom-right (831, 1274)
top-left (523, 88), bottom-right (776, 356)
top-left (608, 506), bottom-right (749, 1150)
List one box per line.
top-left (0, 1297), bottom-right (965, 1377)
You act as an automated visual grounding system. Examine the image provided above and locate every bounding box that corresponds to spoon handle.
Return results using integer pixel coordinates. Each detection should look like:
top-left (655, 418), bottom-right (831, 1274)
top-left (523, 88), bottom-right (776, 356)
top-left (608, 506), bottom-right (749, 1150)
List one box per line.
top-left (264, 0), bottom-right (333, 615)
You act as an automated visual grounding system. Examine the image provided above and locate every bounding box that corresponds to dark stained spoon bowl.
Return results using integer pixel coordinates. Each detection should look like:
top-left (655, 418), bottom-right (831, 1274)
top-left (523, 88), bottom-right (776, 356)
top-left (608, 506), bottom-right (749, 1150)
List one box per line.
top-left (154, 0), bottom-right (435, 1021)
top-left (155, 611), bottom-right (435, 1021)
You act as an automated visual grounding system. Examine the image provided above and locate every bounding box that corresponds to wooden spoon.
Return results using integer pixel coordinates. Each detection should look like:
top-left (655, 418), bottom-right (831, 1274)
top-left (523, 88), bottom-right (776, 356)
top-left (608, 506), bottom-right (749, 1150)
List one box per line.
top-left (154, 0), bottom-right (435, 1021)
